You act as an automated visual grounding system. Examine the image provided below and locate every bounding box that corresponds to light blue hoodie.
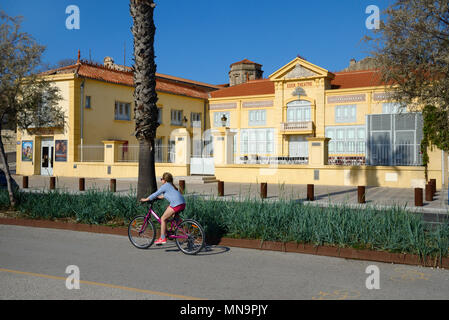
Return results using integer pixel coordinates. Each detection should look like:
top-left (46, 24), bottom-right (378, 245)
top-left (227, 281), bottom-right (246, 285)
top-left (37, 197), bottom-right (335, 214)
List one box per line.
top-left (146, 182), bottom-right (185, 208)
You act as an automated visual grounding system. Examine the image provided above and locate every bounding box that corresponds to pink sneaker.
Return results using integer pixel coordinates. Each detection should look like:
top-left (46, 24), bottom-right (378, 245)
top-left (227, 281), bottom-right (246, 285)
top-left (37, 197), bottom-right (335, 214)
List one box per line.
top-left (155, 237), bottom-right (167, 245)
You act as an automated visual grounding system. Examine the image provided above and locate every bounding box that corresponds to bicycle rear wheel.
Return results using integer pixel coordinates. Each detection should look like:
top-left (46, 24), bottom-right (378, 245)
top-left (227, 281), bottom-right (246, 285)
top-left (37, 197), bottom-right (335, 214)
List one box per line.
top-left (128, 215), bottom-right (156, 249)
top-left (174, 219), bottom-right (205, 255)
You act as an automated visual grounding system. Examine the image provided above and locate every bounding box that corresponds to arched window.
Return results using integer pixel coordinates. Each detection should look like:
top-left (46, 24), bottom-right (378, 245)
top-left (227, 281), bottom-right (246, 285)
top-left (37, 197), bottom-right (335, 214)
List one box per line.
top-left (286, 100), bottom-right (311, 122)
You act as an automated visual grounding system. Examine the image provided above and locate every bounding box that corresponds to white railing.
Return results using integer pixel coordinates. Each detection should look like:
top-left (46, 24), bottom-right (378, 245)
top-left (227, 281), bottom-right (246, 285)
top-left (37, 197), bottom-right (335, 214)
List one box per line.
top-left (280, 121), bottom-right (313, 132)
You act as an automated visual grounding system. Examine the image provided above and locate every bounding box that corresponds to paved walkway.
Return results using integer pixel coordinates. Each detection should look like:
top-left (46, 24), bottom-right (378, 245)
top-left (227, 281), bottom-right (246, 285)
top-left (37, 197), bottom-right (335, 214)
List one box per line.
top-left (10, 174), bottom-right (449, 216)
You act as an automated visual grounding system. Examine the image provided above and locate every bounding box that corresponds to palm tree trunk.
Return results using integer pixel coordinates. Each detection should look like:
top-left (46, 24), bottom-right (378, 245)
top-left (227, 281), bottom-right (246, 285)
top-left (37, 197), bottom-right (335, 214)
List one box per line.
top-left (137, 139), bottom-right (157, 199)
top-left (130, 0), bottom-right (159, 200)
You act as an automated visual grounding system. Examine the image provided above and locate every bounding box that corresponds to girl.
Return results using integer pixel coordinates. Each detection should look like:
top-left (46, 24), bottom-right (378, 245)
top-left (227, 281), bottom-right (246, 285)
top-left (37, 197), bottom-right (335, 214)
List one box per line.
top-left (140, 172), bottom-right (186, 245)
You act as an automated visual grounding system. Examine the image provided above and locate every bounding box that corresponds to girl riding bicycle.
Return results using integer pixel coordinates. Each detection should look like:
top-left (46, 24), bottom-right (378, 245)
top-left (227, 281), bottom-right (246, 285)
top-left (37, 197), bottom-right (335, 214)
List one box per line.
top-left (140, 172), bottom-right (185, 245)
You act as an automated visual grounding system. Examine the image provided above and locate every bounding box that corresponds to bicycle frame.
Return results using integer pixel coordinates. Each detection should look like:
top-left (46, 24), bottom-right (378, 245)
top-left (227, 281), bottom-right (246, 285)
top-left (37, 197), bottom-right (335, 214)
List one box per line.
top-left (140, 204), bottom-right (187, 240)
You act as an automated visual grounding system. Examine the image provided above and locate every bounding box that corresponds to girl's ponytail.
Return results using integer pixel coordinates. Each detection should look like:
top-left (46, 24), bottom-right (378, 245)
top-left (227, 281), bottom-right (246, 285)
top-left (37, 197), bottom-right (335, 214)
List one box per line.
top-left (162, 172), bottom-right (178, 191)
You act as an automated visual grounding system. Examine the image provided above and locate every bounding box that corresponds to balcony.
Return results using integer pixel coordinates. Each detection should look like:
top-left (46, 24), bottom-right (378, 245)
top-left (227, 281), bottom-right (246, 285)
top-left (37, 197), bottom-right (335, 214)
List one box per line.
top-left (280, 121), bottom-right (313, 133)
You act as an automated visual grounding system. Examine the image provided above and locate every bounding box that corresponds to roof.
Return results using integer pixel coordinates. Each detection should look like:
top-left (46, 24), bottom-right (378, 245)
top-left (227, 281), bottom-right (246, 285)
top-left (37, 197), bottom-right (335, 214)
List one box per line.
top-left (230, 59), bottom-right (262, 67)
top-left (41, 61), bottom-right (219, 100)
top-left (330, 69), bottom-right (385, 89)
top-left (209, 79), bottom-right (275, 98)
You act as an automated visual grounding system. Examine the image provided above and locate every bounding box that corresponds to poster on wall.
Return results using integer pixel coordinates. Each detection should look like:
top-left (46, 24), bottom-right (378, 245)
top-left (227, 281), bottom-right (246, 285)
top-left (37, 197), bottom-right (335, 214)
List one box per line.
top-left (55, 140), bottom-right (68, 162)
top-left (22, 141), bottom-right (33, 162)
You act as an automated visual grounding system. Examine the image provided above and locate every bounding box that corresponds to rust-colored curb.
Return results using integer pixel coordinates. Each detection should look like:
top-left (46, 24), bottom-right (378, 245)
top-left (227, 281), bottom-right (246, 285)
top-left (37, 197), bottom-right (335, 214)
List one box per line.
top-left (1, 217), bottom-right (448, 269)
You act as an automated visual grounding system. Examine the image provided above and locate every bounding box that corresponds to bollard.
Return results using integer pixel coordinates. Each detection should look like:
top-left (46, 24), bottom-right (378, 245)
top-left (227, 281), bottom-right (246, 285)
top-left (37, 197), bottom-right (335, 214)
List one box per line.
top-left (79, 178), bottom-right (85, 191)
top-left (50, 177), bottom-right (56, 190)
top-left (425, 183), bottom-right (433, 201)
top-left (430, 179), bottom-right (436, 196)
top-left (218, 181), bottom-right (224, 197)
top-left (22, 176), bottom-right (28, 189)
top-left (260, 182), bottom-right (267, 199)
top-left (357, 186), bottom-right (366, 204)
top-left (414, 188), bottom-right (423, 207)
top-left (179, 180), bottom-right (185, 195)
top-left (307, 184), bottom-right (314, 201)
top-left (110, 179), bottom-right (116, 193)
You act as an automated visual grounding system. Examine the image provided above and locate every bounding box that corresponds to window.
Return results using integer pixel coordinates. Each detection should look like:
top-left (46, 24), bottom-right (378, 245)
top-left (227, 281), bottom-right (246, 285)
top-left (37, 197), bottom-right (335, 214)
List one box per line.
top-left (213, 112), bottom-right (230, 127)
top-left (168, 140), bottom-right (176, 163)
top-left (240, 128), bottom-right (274, 155)
top-left (191, 112), bottom-right (202, 128)
top-left (157, 108), bottom-right (162, 125)
top-left (286, 100), bottom-right (311, 122)
top-left (383, 103), bottom-right (406, 114)
top-left (85, 96), bottom-right (91, 109)
top-left (115, 102), bottom-right (131, 120)
top-left (335, 105), bottom-right (357, 123)
top-left (171, 109), bottom-right (183, 126)
top-left (248, 110), bottom-right (266, 126)
top-left (326, 125), bottom-right (365, 155)
top-left (155, 138), bottom-right (163, 162)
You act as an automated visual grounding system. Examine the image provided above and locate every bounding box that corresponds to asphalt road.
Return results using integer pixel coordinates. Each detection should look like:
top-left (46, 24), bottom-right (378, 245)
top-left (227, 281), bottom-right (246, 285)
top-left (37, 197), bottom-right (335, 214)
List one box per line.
top-left (1, 225), bottom-right (448, 300)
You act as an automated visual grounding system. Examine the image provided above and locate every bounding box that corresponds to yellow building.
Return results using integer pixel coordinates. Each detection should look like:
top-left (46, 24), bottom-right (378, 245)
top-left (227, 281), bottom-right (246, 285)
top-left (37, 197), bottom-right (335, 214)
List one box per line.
top-left (16, 55), bottom-right (448, 188)
top-left (16, 55), bottom-right (219, 178)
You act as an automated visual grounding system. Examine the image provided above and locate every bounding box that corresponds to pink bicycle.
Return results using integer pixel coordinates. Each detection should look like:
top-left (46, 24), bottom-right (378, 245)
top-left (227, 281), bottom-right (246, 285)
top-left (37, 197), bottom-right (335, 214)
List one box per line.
top-left (128, 200), bottom-right (205, 255)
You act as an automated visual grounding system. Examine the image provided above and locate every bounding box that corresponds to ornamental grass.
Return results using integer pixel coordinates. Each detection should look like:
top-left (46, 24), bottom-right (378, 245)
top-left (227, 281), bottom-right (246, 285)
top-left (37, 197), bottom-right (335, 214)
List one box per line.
top-left (1, 189), bottom-right (448, 260)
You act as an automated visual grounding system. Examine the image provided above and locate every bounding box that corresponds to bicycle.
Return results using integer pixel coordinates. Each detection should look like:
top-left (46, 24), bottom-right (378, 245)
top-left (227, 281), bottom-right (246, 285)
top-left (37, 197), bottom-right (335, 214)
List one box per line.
top-left (128, 200), bottom-right (205, 255)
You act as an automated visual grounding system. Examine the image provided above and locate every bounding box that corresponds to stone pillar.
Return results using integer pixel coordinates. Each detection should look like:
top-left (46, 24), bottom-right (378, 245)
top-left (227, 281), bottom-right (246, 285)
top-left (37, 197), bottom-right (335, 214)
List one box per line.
top-left (307, 137), bottom-right (330, 166)
top-left (171, 128), bottom-right (191, 165)
top-left (212, 128), bottom-right (236, 165)
top-left (102, 140), bottom-right (127, 164)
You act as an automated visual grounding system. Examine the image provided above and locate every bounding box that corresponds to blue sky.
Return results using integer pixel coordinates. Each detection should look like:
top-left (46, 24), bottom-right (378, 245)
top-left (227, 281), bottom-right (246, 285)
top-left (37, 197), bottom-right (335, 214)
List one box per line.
top-left (2, 0), bottom-right (393, 85)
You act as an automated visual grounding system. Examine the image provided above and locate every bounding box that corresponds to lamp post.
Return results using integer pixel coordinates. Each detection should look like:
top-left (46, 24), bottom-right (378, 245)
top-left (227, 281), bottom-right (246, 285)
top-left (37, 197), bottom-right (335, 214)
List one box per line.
top-left (221, 114), bottom-right (228, 127)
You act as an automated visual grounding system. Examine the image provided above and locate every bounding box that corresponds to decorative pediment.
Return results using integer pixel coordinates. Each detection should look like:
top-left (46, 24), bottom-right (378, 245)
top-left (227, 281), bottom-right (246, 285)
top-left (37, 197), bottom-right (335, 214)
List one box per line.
top-left (285, 64), bottom-right (317, 79)
top-left (269, 57), bottom-right (334, 81)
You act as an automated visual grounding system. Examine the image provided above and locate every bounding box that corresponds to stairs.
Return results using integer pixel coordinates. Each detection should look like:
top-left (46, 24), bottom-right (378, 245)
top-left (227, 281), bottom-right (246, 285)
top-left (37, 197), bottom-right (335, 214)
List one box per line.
top-left (174, 175), bottom-right (219, 184)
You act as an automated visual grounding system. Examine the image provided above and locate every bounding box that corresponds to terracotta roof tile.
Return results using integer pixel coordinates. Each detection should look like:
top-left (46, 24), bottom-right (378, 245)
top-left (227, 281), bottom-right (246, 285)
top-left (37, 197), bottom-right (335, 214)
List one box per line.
top-left (330, 69), bottom-right (385, 89)
top-left (41, 61), bottom-right (217, 99)
top-left (210, 79), bottom-right (274, 98)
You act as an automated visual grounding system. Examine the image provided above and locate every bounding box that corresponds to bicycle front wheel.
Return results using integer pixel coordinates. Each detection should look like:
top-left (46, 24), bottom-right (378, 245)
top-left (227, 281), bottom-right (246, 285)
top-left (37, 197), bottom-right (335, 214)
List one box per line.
top-left (174, 219), bottom-right (205, 255)
top-left (128, 215), bottom-right (156, 249)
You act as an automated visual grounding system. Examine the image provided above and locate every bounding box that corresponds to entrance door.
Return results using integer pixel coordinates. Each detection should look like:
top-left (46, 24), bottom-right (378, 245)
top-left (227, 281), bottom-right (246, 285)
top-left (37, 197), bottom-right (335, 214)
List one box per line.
top-left (41, 138), bottom-right (54, 176)
top-left (289, 136), bottom-right (308, 158)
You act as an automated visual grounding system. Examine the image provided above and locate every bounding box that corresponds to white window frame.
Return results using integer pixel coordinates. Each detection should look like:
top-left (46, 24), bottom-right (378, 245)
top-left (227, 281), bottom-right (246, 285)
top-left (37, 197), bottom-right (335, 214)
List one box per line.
top-left (248, 110), bottom-right (266, 126)
top-left (286, 100), bottom-right (311, 122)
top-left (335, 105), bottom-right (357, 123)
top-left (171, 109), bottom-right (183, 126)
top-left (240, 128), bottom-right (274, 155)
top-left (115, 101), bottom-right (131, 121)
top-left (326, 125), bottom-right (365, 155)
top-left (191, 112), bottom-right (202, 127)
top-left (213, 112), bottom-right (230, 127)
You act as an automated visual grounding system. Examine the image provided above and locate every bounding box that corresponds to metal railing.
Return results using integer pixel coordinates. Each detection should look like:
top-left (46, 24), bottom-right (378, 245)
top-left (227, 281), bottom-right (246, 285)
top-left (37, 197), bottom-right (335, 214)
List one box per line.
top-left (328, 156), bottom-right (366, 166)
top-left (236, 155), bottom-right (309, 165)
top-left (77, 145), bottom-right (104, 162)
top-left (367, 143), bottom-right (422, 166)
top-left (117, 145), bottom-right (175, 163)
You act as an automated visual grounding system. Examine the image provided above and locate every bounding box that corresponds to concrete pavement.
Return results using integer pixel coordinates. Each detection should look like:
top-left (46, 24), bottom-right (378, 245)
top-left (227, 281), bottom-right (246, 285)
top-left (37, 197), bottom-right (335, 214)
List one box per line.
top-left (1, 225), bottom-right (449, 300)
